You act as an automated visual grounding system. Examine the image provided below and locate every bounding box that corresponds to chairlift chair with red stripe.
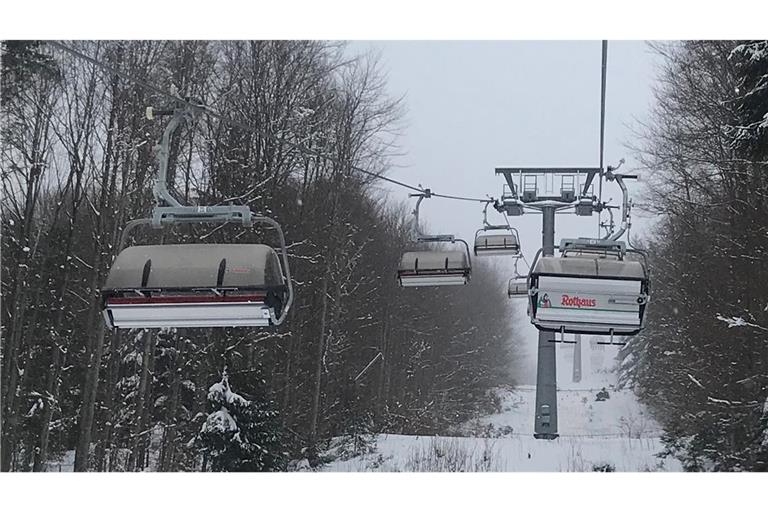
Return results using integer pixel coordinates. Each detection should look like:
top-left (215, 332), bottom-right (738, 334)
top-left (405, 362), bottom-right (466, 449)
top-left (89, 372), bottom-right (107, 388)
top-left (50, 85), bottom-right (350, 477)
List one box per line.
top-left (527, 238), bottom-right (650, 337)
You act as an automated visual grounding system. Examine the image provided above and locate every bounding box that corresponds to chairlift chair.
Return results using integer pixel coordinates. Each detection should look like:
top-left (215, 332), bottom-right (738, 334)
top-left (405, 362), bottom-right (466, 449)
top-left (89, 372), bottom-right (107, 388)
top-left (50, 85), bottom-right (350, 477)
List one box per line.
top-left (101, 103), bottom-right (294, 329)
top-left (526, 238), bottom-right (649, 335)
top-left (507, 276), bottom-right (528, 298)
top-left (398, 249), bottom-right (471, 287)
top-left (397, 192), bottom-right (472, 288)
top-left (103, 243), bottom-right (289, 328)
top-left (473, 202), bottom-right (522, 257)
top-left (474, 228), bottom-right (520, 257)
top-left (507, 247), bottom-right (529, 298)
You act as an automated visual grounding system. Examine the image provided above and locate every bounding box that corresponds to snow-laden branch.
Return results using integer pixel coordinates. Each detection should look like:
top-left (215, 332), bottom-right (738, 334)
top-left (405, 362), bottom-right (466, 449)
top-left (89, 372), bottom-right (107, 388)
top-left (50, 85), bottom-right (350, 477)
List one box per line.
top-left (687, 373), bottom-right (705, 389)
top-left (715, 314), bottom-right (768, 332)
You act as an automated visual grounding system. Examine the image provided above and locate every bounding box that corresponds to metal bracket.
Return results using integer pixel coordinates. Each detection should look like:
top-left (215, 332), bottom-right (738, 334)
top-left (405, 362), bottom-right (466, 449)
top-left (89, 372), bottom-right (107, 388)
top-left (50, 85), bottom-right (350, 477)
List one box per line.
top-left (410, 190), bottom-right (454, 241)
top-left (575, 198), bottom-right (596, 216)
top-left (147, 102), bottom-right (257, 228)
top-left (153, 103), bottom-right (203, 210)
top-left (601, 160), bottom-right (638, 242)
top-left (151, 205), bottom-right (253, 228)
top-left (559, 237), bottom-right (626, 257)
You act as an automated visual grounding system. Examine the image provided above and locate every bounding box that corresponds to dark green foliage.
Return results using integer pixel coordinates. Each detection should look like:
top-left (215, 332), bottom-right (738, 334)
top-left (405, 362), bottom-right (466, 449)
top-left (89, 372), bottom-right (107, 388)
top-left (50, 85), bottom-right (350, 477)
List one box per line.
top-left (193, 371), bottom-right (285, 472)
top-left (592, 463), bottom-right (615, 472)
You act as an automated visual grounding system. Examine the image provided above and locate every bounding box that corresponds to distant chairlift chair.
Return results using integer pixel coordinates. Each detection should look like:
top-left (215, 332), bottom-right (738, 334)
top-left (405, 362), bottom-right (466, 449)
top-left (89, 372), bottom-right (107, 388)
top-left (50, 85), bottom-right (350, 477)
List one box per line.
top-left (470, 201), bottom-right (527, 297)
top-left (397, 191), bottom-right (472, 287)
top-left (508, 256), bottom-right (529, 299)
top-left (473, 221), bottom-right (521, 257)
top-left (398, 248), bottom-right (471, 287)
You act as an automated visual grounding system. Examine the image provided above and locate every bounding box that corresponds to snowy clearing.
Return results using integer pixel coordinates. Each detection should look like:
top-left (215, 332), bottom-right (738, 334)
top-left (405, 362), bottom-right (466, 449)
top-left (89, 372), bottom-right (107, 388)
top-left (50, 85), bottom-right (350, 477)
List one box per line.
top-left (320, 351), bottom-right (681, 472)
top-left (320, 384), bottom-right (680, 472)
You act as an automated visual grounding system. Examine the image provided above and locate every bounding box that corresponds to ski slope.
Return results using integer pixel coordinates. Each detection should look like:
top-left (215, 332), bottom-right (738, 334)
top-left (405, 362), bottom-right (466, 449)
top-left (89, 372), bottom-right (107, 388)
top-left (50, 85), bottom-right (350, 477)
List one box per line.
top-left (45, 342), bottom-right (682, 472)
top-left (321, 343), bottom-right (682, 472)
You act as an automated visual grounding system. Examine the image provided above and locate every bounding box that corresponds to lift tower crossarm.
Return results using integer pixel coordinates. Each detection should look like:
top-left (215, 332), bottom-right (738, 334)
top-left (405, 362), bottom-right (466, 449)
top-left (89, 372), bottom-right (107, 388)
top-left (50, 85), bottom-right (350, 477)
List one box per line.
top-left (495, 167), bottom-right (602, 201)
top-left (580, 170), bottom-right (600, 197)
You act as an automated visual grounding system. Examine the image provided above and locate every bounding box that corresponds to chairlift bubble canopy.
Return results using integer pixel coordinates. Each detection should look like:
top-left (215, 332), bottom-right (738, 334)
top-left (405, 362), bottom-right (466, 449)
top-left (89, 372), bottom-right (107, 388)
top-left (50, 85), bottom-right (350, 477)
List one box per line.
top-left (474, 228), bottom-right (520, 257)
top-left (397, 249), bottom-right (471, 287)
top-left (102, 244), bottom-right (289, 328)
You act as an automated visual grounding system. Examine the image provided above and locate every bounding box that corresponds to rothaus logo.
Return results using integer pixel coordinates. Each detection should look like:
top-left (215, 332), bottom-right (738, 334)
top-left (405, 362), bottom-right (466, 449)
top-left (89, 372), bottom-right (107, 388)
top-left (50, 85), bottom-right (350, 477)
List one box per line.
top-left (561, 294), bottom-right (597, 308)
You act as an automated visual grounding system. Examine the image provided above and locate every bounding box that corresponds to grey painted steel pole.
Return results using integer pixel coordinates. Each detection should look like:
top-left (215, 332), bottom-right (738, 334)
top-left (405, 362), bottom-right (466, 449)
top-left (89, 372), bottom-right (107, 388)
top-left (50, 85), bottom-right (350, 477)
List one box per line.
top-left (573, 334), bottom-right (582, 383)
top-left (534, 206), bottom-right (559, 439)
top-left (541, 205), bottom-right (555, 255)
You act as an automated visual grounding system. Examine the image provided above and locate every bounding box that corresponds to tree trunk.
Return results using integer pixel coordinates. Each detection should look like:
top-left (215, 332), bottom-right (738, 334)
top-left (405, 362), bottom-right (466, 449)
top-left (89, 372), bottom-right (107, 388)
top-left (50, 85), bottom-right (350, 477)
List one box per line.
top-left (128, 330), bottom-right (156, 472)
top-left (33, 181), bottom-right (85, 472)
top-left (308, 276), bottom-right (329, 449)
top-left (73, 320), bottom-right (106, 472)
top-left (282, 299), bottom-right (304, 428)
top-left (159, 334), bottom-right (184, 471)
top-left (32, 344), bottom-right (63, 472)
top-left (375, 309), bottom-right (390, 426)
top-left (95, 329), bottom-right (122, 471)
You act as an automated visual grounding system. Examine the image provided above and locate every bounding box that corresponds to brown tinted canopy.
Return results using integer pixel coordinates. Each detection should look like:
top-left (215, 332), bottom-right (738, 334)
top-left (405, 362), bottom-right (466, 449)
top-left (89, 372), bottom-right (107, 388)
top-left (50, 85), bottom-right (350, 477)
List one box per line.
top-left (103, 244), bottom-right (284, 291)
top-left (398, 250), bottom-right (470, 273)
top-left (532, 256), bottom-right (645, 280)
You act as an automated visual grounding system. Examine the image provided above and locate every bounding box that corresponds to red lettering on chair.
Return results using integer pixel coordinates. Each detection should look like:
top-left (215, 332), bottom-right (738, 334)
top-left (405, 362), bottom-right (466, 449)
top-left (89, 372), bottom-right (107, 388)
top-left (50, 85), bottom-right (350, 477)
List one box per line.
top-left (560, 294), bottom-right (597, 308)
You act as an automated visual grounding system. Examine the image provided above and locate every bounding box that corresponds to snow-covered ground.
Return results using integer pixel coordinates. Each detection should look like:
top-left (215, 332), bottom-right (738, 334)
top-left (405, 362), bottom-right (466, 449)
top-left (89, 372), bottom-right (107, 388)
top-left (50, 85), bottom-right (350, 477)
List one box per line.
top-left (322, 432), bottom-right (675, 472)
top-left (46, 449), bottom-right (76, 472)
top-left (46, 341), bottom-right (681, 472)
top-left (321, 342), bottom-right (682, 472)
top-left (320, 383), bottom-right (680, 472)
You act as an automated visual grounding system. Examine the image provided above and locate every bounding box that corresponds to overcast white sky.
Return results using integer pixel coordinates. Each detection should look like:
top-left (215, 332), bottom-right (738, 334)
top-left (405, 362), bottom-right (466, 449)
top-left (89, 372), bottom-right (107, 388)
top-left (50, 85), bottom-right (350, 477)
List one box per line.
top-left (348, 41), bottom-right (660, 245)
top-left (347, 41), bottom-right (662, 383)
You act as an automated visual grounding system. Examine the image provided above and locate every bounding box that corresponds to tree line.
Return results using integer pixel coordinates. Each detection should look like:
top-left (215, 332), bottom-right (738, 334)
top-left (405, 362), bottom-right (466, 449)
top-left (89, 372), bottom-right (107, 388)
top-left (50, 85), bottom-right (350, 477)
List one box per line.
top-left (621, 40), bottom-right (768, 471)
top-left (1, 41), bottom-right (518, 471)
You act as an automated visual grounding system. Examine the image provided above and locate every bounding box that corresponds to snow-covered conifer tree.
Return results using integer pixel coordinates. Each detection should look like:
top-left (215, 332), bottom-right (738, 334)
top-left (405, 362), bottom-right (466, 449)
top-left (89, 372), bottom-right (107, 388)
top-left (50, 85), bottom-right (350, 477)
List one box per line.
top-left (193, 368), bottom-right (285, 471)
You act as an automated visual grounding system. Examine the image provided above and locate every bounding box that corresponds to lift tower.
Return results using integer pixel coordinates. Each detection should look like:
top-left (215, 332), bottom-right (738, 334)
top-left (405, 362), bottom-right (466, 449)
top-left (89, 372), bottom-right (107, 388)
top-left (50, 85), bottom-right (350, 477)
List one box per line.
top-left (495, 166), bottom-right (601, 439)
